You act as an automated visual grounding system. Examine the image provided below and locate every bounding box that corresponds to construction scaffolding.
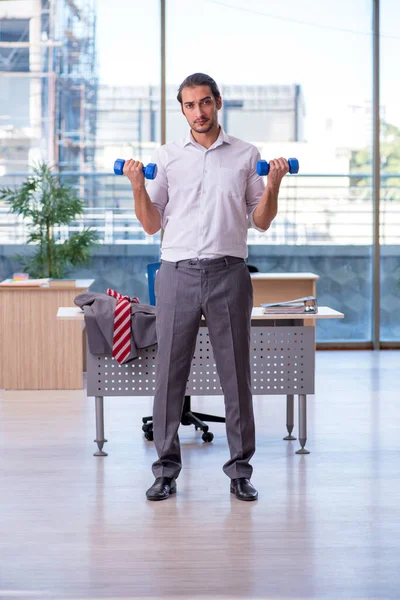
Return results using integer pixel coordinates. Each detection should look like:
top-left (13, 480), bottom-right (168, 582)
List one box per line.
top-left (0, 0), bottom-right (97, 177)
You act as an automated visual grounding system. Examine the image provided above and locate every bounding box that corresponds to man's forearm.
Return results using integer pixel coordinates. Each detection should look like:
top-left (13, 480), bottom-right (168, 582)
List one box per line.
top-left (252, 185), bottom-right (279, 231)
top-left (132, 184), bottom-right (162, 235)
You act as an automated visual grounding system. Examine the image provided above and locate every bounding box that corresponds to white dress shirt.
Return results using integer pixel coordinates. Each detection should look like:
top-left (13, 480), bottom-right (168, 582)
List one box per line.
top-left (146, 127), bottom-right (266, 261)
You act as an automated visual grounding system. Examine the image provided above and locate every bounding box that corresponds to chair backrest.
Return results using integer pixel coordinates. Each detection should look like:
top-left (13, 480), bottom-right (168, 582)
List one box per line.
top-left (147, 262), bottom-right (161, 306)
top-left (247, 264), bottom-right (259, 273)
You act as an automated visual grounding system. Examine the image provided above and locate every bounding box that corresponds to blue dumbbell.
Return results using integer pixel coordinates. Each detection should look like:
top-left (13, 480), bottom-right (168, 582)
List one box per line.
top-left (114, 159), bottom-right (158, 180)
top-left (257, 158), bottom-right (299, 176)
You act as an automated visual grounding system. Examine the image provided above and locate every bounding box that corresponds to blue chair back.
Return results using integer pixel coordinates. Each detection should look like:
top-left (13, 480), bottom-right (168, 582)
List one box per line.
top-left (147, 262), bottom-right (161, 306)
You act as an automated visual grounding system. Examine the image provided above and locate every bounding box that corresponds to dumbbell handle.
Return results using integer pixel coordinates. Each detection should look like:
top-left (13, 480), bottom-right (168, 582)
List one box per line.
top-left (257, 158), bottom-right (299, 176)
top-left (114, 159), bottom-right (158, 180)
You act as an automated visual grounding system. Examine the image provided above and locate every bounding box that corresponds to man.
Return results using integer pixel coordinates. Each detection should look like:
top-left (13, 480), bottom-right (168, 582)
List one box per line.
top-left (123, 73), bottom-right (289, 501)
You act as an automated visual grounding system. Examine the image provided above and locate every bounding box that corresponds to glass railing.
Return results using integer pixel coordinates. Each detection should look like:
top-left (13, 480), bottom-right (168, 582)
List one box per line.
top-left (0, 172), bottom-right (399, 245)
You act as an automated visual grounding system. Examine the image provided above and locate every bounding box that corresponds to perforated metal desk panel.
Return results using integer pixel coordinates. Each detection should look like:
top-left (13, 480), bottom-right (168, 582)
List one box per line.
top-left (87, 324), bottom-right (315, 397)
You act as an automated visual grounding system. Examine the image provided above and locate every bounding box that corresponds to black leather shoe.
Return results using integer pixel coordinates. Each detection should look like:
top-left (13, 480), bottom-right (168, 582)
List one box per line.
top-left (146, 477), bottom-right (177, 501)
top-left (230, 478), bottom-right (258, 501)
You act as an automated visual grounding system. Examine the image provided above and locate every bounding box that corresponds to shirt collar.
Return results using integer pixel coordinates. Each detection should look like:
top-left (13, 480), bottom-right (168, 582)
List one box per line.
top-left (182, 127), bottom-right (231, 148)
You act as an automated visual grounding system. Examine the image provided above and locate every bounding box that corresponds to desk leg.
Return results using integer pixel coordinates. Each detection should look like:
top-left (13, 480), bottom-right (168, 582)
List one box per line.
top-left (283, 394), bottom-right (297, 440)
top-left (94, 396), bottom-right (108, 457)
top-left (296, 394), bottom-right (310, 455)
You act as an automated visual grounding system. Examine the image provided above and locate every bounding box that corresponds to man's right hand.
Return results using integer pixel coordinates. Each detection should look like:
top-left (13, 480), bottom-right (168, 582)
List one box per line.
top-left (123, 159), bottom-right (145, 188)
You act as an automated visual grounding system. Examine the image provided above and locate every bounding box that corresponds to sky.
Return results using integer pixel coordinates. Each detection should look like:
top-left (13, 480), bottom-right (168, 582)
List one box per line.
top-left (95, 0), bottom-right (400, 143)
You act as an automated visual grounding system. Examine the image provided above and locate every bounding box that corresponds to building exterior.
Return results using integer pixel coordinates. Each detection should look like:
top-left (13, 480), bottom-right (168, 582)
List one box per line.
top-left (0, 0), bottom-right (97, 176)
top-left (95, 83), bottom-right (305, 172)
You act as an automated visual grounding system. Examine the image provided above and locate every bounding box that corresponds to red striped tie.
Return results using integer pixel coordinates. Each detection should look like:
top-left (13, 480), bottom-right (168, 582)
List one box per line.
top-left (107, 289), bottom-right (139, 364)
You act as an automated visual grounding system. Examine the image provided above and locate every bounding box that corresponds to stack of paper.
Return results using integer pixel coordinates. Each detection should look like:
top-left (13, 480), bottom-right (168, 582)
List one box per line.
top-left (0, 278), bottom-right (50, 287)
top-left (261, 296), bottom-right (318, 314)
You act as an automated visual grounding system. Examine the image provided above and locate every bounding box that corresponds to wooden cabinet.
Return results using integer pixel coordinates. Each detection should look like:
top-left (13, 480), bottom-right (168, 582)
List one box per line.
top-left (0, 280), bottom-right (94, 390)
top-left (250, 272), bottom-right (319, 307)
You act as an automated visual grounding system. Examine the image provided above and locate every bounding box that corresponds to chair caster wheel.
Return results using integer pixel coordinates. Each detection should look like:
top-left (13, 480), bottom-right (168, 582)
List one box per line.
top-left (202, 431), bottom-right (214, 443)
top-left (144, 431), bottom-right (154, 441)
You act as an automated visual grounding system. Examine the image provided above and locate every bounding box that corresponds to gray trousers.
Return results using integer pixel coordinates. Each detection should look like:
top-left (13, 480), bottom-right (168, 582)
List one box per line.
top-left (151, 256), bottom-right (255, 480)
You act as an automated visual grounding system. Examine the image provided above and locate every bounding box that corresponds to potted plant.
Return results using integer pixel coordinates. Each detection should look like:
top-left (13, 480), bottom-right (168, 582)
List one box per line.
top-left (0, 162), bottom-right (99, 279)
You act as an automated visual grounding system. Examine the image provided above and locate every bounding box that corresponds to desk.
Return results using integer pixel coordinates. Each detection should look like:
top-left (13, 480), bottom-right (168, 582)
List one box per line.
top-left (250, 272), bottom-right (319, 307)
top-left (58, 306), bottom-right (343, 456)
top-left (1, 280), bottom-right (94, 390)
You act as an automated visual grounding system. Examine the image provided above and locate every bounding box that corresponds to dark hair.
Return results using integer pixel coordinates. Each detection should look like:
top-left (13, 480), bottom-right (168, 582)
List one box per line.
top-left (177, 73), bottom-right (221, 105)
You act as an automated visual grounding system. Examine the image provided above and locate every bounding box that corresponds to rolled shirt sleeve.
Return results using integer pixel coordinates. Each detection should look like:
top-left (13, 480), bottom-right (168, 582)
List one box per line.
top-left (146, 147), bottom-right (169, 220)
top-left (246, 148), bottom-right (267, 233)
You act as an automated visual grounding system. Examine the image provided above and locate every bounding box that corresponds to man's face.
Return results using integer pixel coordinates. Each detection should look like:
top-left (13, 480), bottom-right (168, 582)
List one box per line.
top-left (181, 85), bottom-right (222, 134)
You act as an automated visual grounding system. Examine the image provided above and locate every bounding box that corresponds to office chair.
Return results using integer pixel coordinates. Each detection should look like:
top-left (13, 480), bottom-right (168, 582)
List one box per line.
top-left (141, 261), bottom-right (225, 443)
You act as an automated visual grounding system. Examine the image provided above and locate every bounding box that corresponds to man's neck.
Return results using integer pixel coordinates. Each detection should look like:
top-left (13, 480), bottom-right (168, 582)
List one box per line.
top-left (191, 125), bottom-right (221, 149)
